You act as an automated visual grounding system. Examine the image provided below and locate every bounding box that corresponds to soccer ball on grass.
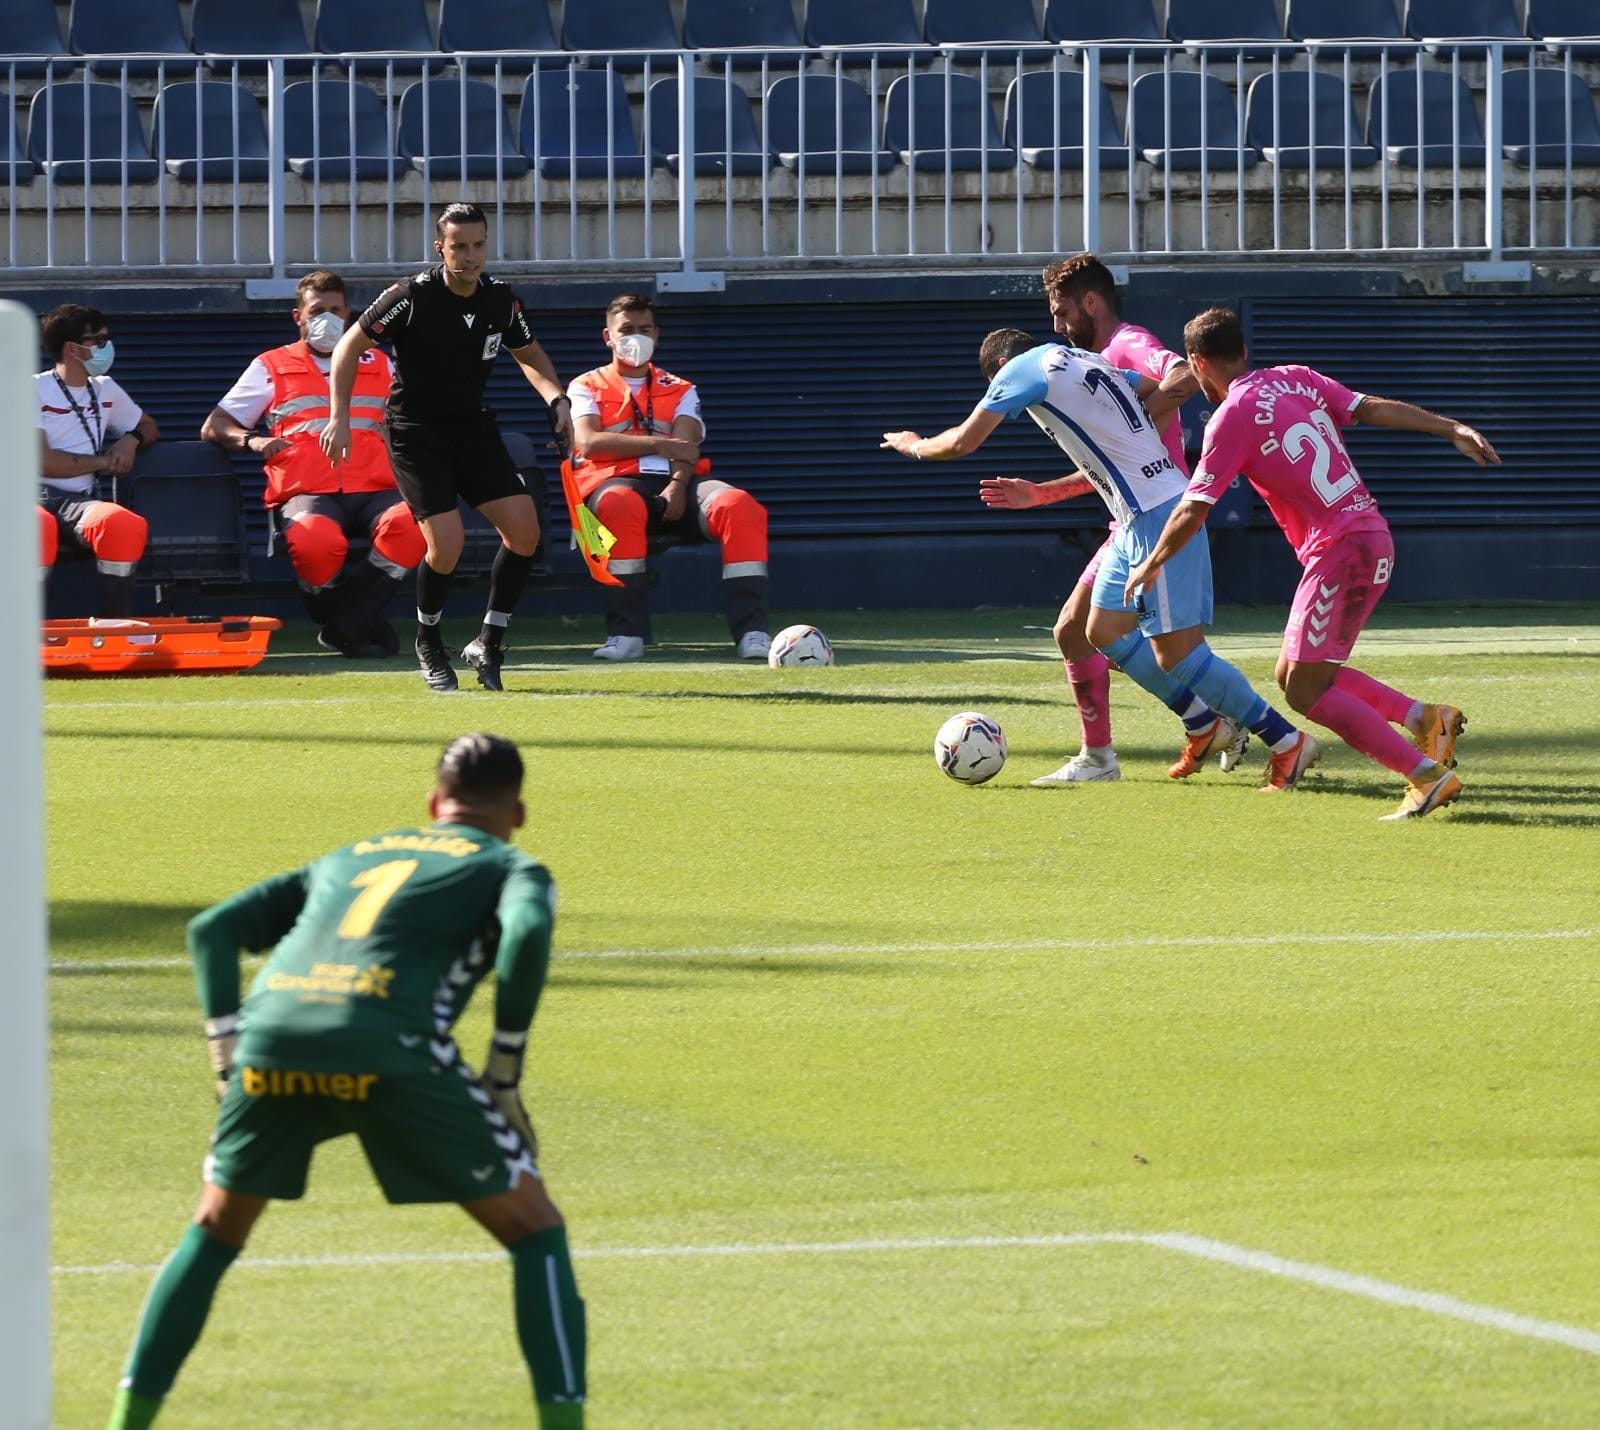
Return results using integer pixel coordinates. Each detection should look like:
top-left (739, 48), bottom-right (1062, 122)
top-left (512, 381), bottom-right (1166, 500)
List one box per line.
top-left (768, 624), bottom-right (834, 667)
top-left (934, 711), bottom-right (1007, 785)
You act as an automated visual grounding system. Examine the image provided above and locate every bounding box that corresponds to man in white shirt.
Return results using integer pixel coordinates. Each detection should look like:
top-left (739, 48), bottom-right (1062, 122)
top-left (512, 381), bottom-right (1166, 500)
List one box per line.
top-left (36, 305), bottom-right (159, 617)
top-left (201, 271), bottom-right (424, 658)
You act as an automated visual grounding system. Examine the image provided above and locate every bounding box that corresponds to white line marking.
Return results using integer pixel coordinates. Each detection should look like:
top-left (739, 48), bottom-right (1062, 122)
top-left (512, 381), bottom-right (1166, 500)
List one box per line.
top-left (1147, 1234), bottom-right (1600, 1358)
top-left (51, 1231), bottom-right (1600, 1358)
top-left (47, 926), bottom-right (1600, 975)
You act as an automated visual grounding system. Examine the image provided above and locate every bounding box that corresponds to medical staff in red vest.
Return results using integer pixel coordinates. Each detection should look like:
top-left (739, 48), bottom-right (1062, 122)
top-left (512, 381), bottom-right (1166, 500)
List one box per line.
top-left (567, 293), bottom-right (770, 661)
top-left (202, 271), bottom-right (425, 657)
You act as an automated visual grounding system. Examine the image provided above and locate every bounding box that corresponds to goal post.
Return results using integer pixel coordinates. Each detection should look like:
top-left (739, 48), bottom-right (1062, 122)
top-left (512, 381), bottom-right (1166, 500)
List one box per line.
top-left (0, 299), bottom-right (51, 1425)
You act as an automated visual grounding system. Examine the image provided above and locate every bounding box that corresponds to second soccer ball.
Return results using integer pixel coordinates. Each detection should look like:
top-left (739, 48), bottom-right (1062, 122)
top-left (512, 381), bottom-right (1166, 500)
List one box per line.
top-left (768, 624), bottom-right (834, 667)
top-left (934, 712), bottom-right (1007, 785)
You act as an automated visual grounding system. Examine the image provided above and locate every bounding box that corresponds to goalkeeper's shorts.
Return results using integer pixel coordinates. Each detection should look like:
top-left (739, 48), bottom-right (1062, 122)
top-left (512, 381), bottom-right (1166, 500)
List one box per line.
top-left (205, 1040), bottom-right (538, 1204)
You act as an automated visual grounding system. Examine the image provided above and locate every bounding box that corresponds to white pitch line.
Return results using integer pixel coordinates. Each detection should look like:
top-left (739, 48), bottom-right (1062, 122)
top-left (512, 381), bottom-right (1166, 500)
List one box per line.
top-left (51, 1230), bottom-right (1600, 1359)
top-left (46, 926), bottom-right (1600, 975)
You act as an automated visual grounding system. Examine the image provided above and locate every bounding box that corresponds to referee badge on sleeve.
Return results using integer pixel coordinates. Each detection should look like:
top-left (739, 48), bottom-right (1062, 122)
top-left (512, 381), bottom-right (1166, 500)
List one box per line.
top-left (482, 333), bottom-right (502, 360)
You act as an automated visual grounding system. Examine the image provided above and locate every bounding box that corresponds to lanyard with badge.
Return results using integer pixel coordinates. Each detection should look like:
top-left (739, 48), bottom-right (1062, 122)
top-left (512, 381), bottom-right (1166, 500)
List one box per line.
top-left (631, 369), bottom-right (671, 476)
top-left (55, 373), bottom-right (105, 455)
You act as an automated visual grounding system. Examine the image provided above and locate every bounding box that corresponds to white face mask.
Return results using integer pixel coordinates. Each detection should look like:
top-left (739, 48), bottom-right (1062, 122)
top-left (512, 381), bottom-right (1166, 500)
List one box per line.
top-left (305, 312), bottom-right (345, 354)
top-left (613, 333), bottom-right (655, 368)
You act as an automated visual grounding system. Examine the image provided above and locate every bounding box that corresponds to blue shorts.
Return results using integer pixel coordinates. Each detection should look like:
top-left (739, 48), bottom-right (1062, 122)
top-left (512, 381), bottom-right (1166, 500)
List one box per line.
top-left (1090, 497), bottom-right (1215, 636)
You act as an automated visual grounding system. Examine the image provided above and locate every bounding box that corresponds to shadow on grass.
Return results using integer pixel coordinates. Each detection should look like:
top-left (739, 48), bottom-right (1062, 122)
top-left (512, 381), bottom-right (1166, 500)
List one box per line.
top-left (50, 900), bottom-right (194, 948)
top-left (52, 1018), bottom-right (189, 1038)
top-left (581, 956), bottom-right (911, 977)
top-left (1446, 809), bottom-right (1600, 830)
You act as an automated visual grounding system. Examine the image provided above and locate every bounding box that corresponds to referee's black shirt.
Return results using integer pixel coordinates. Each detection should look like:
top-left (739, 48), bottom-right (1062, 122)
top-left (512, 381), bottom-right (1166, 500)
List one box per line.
top-left (358, 266), bottom-right (536, 425)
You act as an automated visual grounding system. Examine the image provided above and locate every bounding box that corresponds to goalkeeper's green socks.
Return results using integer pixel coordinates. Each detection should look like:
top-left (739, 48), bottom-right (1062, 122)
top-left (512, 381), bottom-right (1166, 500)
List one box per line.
top-left (112, 1223), bottom-right (240, 1420)
top-left (509, 1224), bottom-right (587, 1428)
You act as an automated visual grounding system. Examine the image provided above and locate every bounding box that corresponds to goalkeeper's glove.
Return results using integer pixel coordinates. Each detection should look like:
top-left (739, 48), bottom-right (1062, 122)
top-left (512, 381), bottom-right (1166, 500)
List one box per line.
top-left (205, 1014), bottom-right (239, 1101)
top-left (482, 1030), bottom-right (538, 1160)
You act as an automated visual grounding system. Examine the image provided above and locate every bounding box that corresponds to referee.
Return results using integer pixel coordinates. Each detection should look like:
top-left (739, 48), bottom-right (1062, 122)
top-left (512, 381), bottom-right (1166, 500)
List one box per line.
top-left (320, 203), bottom-right (574, 692)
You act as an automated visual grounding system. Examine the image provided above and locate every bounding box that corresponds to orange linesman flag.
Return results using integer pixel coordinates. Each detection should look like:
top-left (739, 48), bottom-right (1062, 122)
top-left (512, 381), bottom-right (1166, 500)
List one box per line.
top-left (559, 456), bottom-right (623, 587)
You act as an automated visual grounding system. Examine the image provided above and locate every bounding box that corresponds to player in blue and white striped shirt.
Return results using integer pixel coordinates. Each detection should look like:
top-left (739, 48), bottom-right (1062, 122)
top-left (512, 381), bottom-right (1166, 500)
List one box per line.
top-left (883, 329), bottom-right (1318, 791)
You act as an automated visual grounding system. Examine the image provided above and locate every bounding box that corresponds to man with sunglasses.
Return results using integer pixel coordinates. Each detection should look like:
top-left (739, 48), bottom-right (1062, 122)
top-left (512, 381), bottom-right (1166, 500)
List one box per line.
top-left (36, 304), bottom-right (159, 617)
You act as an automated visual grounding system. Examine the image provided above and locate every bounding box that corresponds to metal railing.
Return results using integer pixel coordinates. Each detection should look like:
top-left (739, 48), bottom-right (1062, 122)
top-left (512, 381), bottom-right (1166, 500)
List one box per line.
top-left (2, 40), bottom-right (1596, 281)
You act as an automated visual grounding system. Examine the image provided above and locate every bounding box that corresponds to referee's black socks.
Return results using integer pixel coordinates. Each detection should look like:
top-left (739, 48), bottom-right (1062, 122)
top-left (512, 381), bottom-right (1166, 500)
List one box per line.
top-left (416, 561), bottom-right (454, 640)
top-left (481, 547), bottom-right (536, 650)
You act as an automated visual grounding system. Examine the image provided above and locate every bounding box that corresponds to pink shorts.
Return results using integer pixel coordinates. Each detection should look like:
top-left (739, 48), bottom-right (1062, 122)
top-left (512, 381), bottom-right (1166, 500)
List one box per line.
top-left (1283, 525), bottom-right (1395, 663)
top-left (1077, 532), bottom-right (1115, 590)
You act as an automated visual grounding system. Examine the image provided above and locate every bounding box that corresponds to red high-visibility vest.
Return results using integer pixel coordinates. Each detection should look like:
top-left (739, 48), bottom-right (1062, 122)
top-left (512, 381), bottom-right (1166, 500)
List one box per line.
top-left (568, 364), bottom-right (704, 500)
top-left (257, 343), bottom-right (395, 505)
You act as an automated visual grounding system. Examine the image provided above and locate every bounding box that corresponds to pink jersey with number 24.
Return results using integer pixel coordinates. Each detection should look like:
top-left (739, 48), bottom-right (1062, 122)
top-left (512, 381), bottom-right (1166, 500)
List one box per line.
top-left (1188, 365), bottom-right (1387, 564)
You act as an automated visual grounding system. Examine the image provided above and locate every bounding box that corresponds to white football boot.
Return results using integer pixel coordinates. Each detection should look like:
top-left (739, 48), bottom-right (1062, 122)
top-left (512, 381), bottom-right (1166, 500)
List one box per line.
top-left (1030, 747), bottom-right (1121, 786)
top-left (736, 631), bottom-right (772, 661)
top-left (593, 635), bottom-right (645, 662)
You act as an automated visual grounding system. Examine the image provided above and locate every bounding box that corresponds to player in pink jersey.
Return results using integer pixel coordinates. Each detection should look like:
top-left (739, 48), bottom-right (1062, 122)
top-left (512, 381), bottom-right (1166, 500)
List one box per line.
top-left (979, 254), bottom-right (1247, 787)
top-left (1126, 308), bottom-right (1499, 820)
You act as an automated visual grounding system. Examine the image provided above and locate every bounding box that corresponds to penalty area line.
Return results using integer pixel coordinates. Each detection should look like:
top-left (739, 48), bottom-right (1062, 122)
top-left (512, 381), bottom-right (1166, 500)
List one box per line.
top-left (52, 1230), bottom-right (1600, 1359)
top-left (47, 925), bottom-right (1600, 975)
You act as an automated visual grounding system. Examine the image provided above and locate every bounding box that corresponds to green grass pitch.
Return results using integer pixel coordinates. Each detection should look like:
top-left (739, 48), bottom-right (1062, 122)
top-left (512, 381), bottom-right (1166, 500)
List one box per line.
top-left (48, 604), bottom-right (1600, 1427)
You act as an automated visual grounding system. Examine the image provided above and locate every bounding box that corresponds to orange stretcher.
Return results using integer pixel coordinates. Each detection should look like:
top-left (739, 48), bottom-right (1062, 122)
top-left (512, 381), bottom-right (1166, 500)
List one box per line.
top-left (41, 616), bottom-right (283, 677)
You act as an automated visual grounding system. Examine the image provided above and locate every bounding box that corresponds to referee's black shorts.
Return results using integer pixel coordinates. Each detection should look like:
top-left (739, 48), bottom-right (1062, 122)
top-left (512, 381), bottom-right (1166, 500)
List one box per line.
top-left (385, 413), bottom-right (527, 520)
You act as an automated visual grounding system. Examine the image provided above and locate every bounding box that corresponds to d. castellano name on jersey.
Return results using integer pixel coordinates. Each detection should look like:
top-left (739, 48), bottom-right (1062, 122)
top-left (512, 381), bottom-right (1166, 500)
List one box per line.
top-left (352, 831), bottom-right (484, 858)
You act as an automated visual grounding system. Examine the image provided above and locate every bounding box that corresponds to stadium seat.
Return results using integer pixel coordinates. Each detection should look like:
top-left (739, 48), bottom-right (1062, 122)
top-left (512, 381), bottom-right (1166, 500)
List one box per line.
top-left (1404, 0), bottom-right (1524, 54)
top-left (1501, 67), bottom-right (1600, 166)
top-left (1166, 0), bottom-right (1286, 60)
top-left (1245, 70), bottom-right (1378, 169)
top-left (69, 0), bottom-right (188, 78)
top-left (26, 82), bottom-right (161, 183)
top-left (439, 0), bottom-right (563, 74)
top-left (923, 0), bottom-right (1044, 52)
top-left (1, 0), bottom-right (74, 78)
top-left (398, 78), bottom-right (530, 179)
top-left (151, 81), bottom-right (272, 181)
top-left (315, 0), bottom-right (439, 74)
top-left (125, 443), bottom-right (249, 596)
top-left (191, 0), bottom-right (313, 76)
top-left (0, 105), bottom-right (36, 183)
top-left (1284, 0), bottom-right (1405, 56)
top-left (765, 74), bottom-right (897, 173)
top-left (646, 76), bottom-right (772, 175)
top-left (283, 80), bottom-right (405, 180)
top-left (1127, 70), bottom-right (1259, 170)
top-left (1526, 0), bottom-right (1600, 58)
top-left (519, 69), bottom-right (650, 179)
top-left (563, 0), bottom-right (678, 73)
top-left (804, 0), bottom-right (929, 60)
top-left (683, 0), bottom-right (805, 69)
top-left (1002, 69), bottom-right (1134, 170)
top-left (1365, 69), bottom-right (1488, 166)
top-left (1043, 0), bottom-right (1166, 59)
top-left (883, 70), bottom-right (1016, 172)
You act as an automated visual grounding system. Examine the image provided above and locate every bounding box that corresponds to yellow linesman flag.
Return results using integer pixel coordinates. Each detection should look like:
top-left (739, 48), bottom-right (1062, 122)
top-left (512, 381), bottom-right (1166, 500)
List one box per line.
top-left (560, 458), bottom-right (623, 587)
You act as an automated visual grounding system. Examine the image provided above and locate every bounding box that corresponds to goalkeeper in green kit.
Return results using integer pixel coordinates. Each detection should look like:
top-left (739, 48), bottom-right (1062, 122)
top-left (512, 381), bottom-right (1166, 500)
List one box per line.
top-left (108, 734), bottom-right (585, 1430)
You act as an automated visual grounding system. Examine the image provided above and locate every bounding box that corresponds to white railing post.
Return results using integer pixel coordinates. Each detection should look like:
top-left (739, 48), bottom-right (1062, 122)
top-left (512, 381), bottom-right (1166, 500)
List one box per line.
top-left (677, 50), bottom-right (697, 278)
top-left (1484, 42), bottom-right (1504, 259)
top-left (266, 57), bottom-right (287, 279)
top-left (1081, 45), bottom-right (1101, 254)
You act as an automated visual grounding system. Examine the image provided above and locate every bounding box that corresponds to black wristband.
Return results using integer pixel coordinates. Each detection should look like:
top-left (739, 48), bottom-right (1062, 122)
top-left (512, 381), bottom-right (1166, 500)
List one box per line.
top-left (550, 394), bottom-right (571, 408)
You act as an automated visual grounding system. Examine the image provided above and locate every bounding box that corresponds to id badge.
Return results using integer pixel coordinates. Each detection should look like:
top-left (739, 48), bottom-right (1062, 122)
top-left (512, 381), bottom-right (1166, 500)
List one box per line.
top-left (638, 454), bottom-right (670, 475)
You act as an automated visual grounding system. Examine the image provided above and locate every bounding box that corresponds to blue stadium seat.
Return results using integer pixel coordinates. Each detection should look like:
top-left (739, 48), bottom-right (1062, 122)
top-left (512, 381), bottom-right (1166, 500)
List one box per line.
top-left (1501, 67), bottom-right (1600, 166)
top-left (440, 0), bottom-right (562, 74)
top-left (1404, 0), bottom-right (1524, 54)
top-left (519, 69), bottom-right (650, 179)
top-left (883, 70), bottom-right (1016, 172)
top-left (646, 75), bottom-right (772, 174)
top-left (1526, 0), bottom-right (1600, 57)
top-left (1, 0), bottom-right (74, 78)
top-left (1245, 71), bottom-right (1377, 169)
top-left (1128, 70), bottom-right (1259, 170)
top-left (924, 0), bottom-right (1044, 50)
top-left (563, 0), bottom-right (678, 73)
top-left (126, 443), bottom-right (249, 595)
top-left (398, 78), bottom-right (529, 179)
top-left (1042, 1), bottom-right (1166, 59)
top-left (191, 0), bottom-right (313, 76)
top-left (1365, 69), bottom-right (1487, 166)
top-left (316, 0), bottom-right (439, 74)
top-left (1003, 69), bottom-right (1133, 170)
top-left (804, 0), bottom-right (928, 59)
top-left (151, 81), bottom-right (272, 180)
top-left (765, 74), bottom-right (896, 173)
top-left (283, 80), bottom-right (405, 179)
top-left (1, 103), bottom-right (36, 183)
top-left (1166, 0), bottom-right (1285, 60)
top-left (69, 0), bottom-right (188, 78)
top-left (683, 0), bottom-right (805, 69)
top-left (26, 81), bottom-right (161, 182)
top-left (1284, 0), bottom-right (1404, 56)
